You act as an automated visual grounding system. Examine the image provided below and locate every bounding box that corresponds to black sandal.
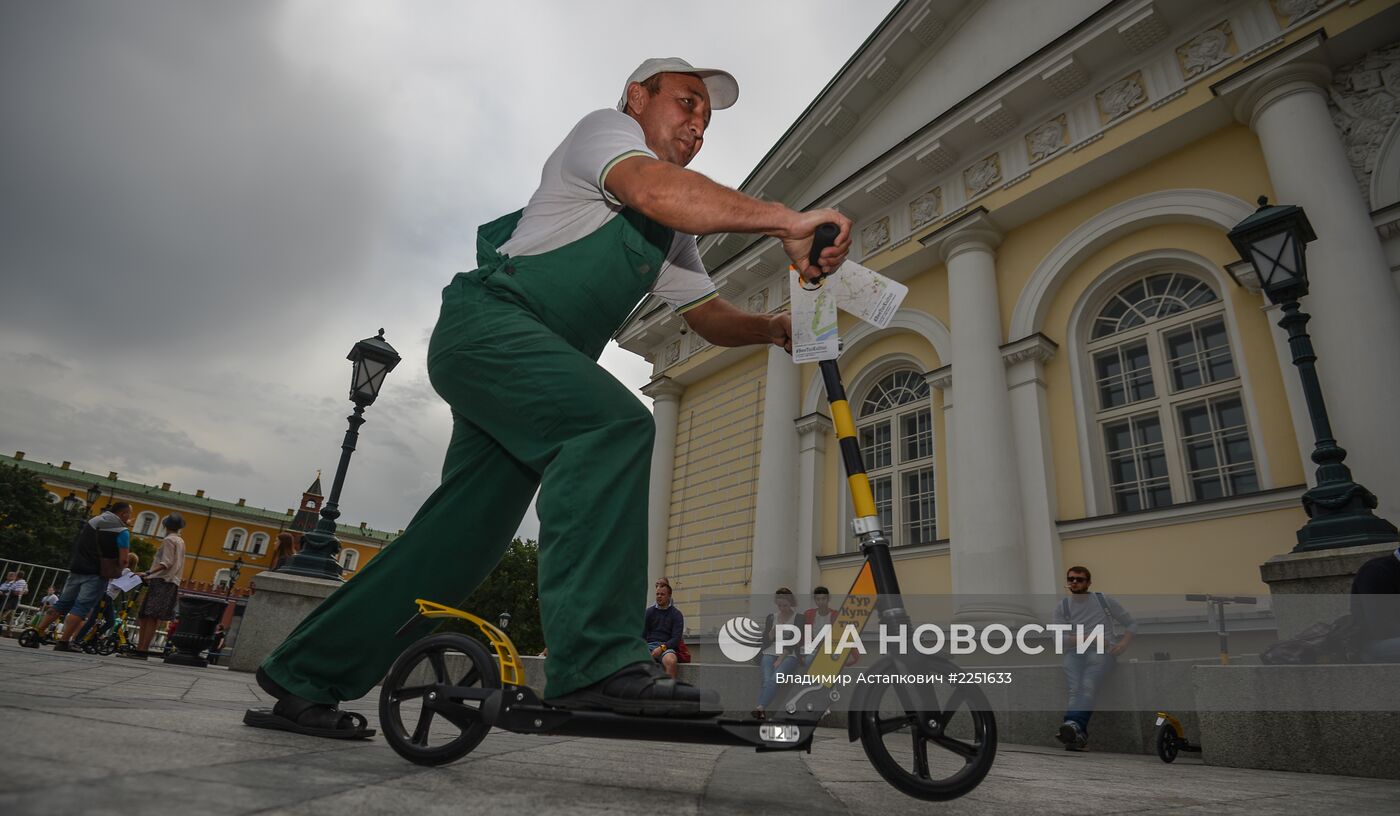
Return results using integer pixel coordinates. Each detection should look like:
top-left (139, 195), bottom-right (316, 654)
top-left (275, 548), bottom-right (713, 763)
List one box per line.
top-left (243, 667), bottom-right (375, 740)
top-left (544, 661), bottom-right (722, 718)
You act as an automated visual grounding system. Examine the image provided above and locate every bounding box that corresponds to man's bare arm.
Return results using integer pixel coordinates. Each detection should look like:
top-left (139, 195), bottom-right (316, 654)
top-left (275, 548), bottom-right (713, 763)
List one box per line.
top-left (683, 298), bottom-right (792, 352)
top-left (605, 156), bottom-right (851, 276)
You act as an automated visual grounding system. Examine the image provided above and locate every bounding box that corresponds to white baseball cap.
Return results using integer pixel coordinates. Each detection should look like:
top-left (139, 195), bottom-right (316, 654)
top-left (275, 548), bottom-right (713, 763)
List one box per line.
top-left (616, 57), bottom-right (739, 112)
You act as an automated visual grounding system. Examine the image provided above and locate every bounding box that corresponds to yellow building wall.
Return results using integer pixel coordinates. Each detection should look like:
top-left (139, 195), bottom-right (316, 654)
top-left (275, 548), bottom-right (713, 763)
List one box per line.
top-left (819, 551), bottom-right (954, 601)
top-left (665, 351), bottom-right (767, 628)
top-left (37, 479), bottom-right (384, 590)
top-left (1061, 507), bottom-right (1306, 596)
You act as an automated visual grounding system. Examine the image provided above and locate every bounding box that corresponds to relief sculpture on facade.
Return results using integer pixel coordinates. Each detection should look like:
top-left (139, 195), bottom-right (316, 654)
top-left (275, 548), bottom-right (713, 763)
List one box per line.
top-left (1176, 22), bottom-right (1236, 80)
top-left (909, 187), bottom-right (943, 230)
top-left (1096, 72), bottom-right (1147, 123)
top-left (1026, 116), bottom-right (1068, 163)
top-left (862, 217), bottom-right (891, 256)
top-left (1327, 42), bottom-right (1400, 200)
top-left (963, 154), bottom-right (1002, 197)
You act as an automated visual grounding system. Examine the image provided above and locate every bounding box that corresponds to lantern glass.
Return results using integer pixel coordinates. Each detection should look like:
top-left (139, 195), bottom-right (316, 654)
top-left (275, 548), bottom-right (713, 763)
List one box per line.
top-left (1249, 230), bottom-right (1301, 290)
top-left (86, 484), bottom-right (102, 506)
top-left (62, 492), bottom-right (82, 514)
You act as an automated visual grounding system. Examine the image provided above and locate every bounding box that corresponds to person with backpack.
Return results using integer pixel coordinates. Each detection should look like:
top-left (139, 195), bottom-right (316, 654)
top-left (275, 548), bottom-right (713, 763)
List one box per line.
top-left (1052, 566), bottom-right (1136, 752)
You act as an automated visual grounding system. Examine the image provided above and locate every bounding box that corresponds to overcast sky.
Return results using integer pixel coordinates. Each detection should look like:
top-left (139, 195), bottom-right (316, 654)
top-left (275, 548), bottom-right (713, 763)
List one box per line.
top-left (0, 0), bottom-right (899, 540)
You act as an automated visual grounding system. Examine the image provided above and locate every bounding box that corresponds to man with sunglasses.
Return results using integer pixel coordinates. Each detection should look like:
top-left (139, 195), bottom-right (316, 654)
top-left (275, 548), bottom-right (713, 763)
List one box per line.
top-left (1052, 566), bottom-right (1136, 751)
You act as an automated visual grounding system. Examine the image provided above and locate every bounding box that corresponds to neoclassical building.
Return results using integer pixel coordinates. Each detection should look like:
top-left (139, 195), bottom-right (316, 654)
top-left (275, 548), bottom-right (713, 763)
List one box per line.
top-left (618, 0), bottom-right (1400, 633)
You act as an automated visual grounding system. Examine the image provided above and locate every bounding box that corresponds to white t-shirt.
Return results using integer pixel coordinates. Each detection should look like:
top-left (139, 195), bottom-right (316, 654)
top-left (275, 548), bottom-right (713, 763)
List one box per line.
top-left (498, 109), bottom-right (717, 314)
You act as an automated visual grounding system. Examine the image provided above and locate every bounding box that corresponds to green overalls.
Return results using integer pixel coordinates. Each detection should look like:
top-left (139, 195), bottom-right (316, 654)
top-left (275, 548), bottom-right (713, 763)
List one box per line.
top-left (262, 207), bottom-right (675, 701)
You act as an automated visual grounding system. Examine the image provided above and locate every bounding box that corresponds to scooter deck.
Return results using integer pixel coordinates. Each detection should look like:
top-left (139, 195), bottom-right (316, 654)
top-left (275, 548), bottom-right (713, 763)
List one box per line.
top-left (484, 685), bottom-right (821, 752)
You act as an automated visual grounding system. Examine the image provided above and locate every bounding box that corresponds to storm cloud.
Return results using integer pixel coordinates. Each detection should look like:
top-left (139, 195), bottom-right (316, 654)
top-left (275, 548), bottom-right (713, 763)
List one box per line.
top-left (0, 1), bottom-right (898, 537)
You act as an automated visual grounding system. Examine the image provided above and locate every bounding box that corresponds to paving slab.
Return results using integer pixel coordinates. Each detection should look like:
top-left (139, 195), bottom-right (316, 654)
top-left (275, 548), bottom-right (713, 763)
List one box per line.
top-left (3, 638), bottom-right (1398, 815)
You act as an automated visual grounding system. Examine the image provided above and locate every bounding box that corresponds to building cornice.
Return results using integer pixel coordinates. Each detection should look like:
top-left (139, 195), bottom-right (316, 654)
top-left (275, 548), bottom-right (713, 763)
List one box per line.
top-left (1057, 485), bottom-right (1306, 539)
top-left (926, 364), bottom-right (952, 391)
top-left (794, 412), bottom-right (834, 437)
top-left (641, 376), bottom-right (685, 401)
top-left (1000, 333), bottom-right (1059, 367)
top-left (618, 0), bottom-right (1372, 366)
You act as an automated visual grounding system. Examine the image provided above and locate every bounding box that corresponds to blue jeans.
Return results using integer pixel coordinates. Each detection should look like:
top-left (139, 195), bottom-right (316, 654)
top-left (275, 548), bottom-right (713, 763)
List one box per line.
top-left (757, 654), bottom-right (801, 708)
top-left (1360, 637), bottom-right (1400, 663)
top-left (53, 573), bottom-right (105, 620)
top-left (1063, 651), bottom-right (1116, 735)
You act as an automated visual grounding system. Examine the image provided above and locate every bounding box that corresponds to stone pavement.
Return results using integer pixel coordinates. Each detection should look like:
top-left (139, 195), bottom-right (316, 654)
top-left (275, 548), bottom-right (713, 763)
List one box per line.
top-left (2, 637), bottom-right (1397, 815)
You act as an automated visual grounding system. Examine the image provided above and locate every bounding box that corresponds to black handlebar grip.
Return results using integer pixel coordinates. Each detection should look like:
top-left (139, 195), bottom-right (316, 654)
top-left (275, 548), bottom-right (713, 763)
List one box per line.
top-left (808, 222), bottom-right (840, 268)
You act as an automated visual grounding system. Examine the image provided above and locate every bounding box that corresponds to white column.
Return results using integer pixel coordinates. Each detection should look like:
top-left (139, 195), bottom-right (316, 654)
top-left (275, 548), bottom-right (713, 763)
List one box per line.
top-left (938, 213), bottom-right (1033, 621)
top-left (1002, 335), bottom-right (1064, 598)
top-left (795, 413), bottom-right (833, 595)
top-left (641, 377), bottom-right (684, 588)
top-left (1226, 39), bottom-right (1400, 522)
top-left (927, 366), bottom-right (954, 544)
top-left (750, 346), bottom-right (801, 593)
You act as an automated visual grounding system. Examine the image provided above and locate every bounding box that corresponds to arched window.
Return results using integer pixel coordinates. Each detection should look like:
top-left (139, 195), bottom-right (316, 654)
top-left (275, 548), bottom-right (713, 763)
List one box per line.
top-left (135, 511), bottom-right (160, 536)
top-left (224, 528), bottom-right (247, 553)
top-left (1085, 271), bottom-right (1257, 512)
top-left (338, 548), bottom-right (360, 571)
top-left (46, 492), bottom-right (61, 504)
top-left (248, 533), bottom-right (269, 557)
top-left (854, 370), bottom-right (936, 546)
top-left (213, 568), bottom-right (232, 589)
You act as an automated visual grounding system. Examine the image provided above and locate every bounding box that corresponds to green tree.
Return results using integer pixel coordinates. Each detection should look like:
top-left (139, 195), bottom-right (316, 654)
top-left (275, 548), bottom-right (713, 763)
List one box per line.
top-left (438, 538), bottom-right (544, 655)
top-left (0, 464), bottom-right (79, 567)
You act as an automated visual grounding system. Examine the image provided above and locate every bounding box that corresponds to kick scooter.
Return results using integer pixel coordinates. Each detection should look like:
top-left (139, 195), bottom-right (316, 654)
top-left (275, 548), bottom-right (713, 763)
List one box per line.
top-left (1154, 593), bottom-right (1256, 762)
top-left (376, 226), bottom-right (998, 801)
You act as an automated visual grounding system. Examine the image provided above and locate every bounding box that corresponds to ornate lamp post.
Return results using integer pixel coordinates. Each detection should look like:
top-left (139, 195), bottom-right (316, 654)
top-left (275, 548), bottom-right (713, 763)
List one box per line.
top-left (1226, 197), bottom-right (1398, 552)
top-left (280, 329), bottom-right (401, 579)
top-left (61, 484), bottom-right (103, 534)
top-left (497, 611), bottom-right (512, 632)
top-left (224, 556), bottom-right (244, 604)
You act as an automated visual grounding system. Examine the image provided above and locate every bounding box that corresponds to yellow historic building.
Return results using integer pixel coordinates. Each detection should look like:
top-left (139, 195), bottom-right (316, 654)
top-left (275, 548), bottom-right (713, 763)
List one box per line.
top-left (2, 451), bottom-right (396, 593)
top-left (619, 0), bottom-right (1400, 633)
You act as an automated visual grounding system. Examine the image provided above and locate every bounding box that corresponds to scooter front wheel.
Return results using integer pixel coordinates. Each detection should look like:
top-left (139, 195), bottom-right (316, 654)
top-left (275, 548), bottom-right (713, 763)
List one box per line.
top-left (379, 632), bottom-right (500, 766)
top-left (17, 629), bottom-right (41, 648)
top-left (855, 661), bottom-right (997, 801)
top-left (1155, 722), bottom-right (1179, 763)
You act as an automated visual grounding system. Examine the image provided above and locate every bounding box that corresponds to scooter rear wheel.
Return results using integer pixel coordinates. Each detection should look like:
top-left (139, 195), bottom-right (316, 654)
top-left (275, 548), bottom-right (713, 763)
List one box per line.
top-left (1155, 722), bottom-right (1179, 763)
top-left (856, 660), bottom-right (997, 801)
top-left (379, 632), bottom-right (500, 766)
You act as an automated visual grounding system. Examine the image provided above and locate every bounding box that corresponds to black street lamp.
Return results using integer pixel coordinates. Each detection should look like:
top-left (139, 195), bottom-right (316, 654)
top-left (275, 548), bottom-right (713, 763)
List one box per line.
top-left (224, 556), bottom-right (244, 604)
top-left (1226, 197), bottom-right (1398, 552)
top-left (279, 329), bottom-right (401, 580)
top-left (497, 611), bottom-right (512, 632)
top-left (86, 483), bottom-right (102, 513)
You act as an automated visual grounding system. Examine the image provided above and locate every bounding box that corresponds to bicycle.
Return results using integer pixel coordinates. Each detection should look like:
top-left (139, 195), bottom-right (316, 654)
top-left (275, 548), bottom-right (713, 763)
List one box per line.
top-left (375, 226), bottom-right (998, 802)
